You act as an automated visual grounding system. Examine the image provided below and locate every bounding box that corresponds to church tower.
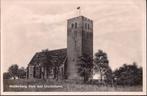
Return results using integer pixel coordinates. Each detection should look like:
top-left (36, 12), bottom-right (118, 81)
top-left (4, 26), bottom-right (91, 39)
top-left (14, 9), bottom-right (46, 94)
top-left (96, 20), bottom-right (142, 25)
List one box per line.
top-left (66, 16), bottom-right (93, 80)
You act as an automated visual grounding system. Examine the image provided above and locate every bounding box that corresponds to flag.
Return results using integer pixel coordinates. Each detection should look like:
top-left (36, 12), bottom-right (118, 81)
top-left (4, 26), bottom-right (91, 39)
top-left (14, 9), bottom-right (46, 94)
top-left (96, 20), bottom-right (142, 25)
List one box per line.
top-left (77, 6), bottom-right (80, 10)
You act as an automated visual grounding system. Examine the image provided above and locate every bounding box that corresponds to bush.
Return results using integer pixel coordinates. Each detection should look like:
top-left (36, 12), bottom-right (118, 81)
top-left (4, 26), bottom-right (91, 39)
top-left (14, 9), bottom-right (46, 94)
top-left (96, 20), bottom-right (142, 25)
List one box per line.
top-left (3, 72), bottom-right (11, 79)
top-left (113, 63), bottom-right (142, 86)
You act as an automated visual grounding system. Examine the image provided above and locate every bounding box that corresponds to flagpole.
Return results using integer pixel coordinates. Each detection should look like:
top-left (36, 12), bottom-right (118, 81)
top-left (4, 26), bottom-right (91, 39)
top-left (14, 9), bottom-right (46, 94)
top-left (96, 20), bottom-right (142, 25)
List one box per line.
top-left (77, 6), bottom-right (81, 16)
top-left (79, 8), bottom-right (81, 16)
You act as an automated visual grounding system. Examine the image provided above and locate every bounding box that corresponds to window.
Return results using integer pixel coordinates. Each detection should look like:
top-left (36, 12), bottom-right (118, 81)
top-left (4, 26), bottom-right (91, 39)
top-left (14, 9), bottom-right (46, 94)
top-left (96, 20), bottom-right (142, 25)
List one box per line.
top-left (85, 23), bottom-right (87, 29)
top-left (75, 22), bottom-right (77, 28)
top-left (88, 24), bottom-right (90, 29)
top-left (71, 23), bottom-right (74, 28)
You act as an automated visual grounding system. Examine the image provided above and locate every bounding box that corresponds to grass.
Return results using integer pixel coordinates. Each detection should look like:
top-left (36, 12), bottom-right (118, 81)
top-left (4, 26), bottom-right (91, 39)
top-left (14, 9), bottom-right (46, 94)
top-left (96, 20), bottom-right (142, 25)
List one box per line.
top-left (3, 79), bottom-right (142, 92)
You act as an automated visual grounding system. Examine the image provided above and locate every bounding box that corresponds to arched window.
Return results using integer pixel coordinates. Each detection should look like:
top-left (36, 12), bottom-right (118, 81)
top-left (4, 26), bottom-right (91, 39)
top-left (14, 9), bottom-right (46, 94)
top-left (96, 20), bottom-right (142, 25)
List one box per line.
top-left (88, 24), bottom-right (90, 29)
top-left (75, 22), bottom-right (77, 28)
top-left (71, 23), bottom-right (74, 28)
top-left (85, 23), bottom-right (87, 29)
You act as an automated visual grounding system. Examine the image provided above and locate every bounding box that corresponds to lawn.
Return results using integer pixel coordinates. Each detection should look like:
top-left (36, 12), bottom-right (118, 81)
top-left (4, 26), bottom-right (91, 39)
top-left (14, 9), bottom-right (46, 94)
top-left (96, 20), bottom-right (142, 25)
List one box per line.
top-left (3, 79), bottom-right (142, 92)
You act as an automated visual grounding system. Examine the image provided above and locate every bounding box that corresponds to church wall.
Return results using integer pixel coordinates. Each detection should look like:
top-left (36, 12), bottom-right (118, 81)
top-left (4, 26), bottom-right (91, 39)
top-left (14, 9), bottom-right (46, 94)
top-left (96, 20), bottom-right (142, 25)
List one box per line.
top-left (67, 16), bottom-right (83, 79)
top-left (28, 65), bottom-right (34, 79)
top-left (34, 66), bottom-right (41, 79)
top-left (82, 18), bottom-right (93, 57)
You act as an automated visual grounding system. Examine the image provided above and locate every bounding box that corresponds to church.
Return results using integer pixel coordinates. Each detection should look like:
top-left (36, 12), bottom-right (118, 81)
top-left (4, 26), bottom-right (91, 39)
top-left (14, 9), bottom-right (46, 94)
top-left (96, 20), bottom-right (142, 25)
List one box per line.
top-left (27, 15), bottom-right (93, 80)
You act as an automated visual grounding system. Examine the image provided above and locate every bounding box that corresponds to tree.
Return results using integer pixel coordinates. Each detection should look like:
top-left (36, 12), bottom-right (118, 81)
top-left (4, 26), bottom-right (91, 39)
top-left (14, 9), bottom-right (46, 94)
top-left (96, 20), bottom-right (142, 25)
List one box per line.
top-left (104, 66), bottom-right (113, 85)
top-left (8, 64), bottom-right (18, 79)
top-left (51, 56), bottom-right (61, 81)
top-left (3, 72), bottom-right (11, 79)
top-left (17, 67), bottom-right (26, 79)
top-left (94, 50), bottom-right (111, 83)
top-left (77, 54), bottom-right (93, 83)
top-left (113, 62), bottom-right (142, 86)
top-left (137, 67), bottom-right (143, 85)
top-left (51, 55), bottom-right (64, 81)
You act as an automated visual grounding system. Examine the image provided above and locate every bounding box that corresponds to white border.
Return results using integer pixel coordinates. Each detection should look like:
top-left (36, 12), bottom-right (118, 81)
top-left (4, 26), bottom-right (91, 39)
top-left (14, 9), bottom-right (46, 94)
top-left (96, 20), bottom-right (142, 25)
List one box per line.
top-left (1, 0), bottom-right (146, 95)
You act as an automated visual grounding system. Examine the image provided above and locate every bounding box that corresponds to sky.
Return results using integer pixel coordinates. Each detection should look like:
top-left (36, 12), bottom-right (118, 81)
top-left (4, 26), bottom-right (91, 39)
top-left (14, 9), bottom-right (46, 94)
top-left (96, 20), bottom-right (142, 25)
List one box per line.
top-left (1, 0), bottom-right (146, 72)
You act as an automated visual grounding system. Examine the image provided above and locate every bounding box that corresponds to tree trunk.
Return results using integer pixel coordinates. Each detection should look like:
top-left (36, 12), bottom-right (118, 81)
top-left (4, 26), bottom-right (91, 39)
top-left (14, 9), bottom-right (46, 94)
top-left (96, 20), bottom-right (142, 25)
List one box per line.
top-left (14, 76), bottom-right (16, 80)
top-left (84, 72), bottom-right (88, 83)
top-left (100, 69), bottom-right (102, 83)
top-left (56, 67), bottom-right (59, 81)
top-left (53, 67), bottom-right (57, 79)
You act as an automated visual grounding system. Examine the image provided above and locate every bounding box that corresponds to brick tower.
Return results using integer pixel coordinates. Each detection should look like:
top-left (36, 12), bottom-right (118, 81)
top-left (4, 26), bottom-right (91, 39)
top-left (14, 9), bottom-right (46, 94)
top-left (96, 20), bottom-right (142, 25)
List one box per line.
top-left (66, 16), bottom-right (93, 80)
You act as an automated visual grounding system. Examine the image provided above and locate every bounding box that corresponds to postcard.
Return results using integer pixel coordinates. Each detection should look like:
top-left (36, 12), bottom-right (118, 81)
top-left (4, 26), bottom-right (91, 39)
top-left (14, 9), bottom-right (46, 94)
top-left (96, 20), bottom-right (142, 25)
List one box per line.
top-left (1, 0), bottom-right (146, 95)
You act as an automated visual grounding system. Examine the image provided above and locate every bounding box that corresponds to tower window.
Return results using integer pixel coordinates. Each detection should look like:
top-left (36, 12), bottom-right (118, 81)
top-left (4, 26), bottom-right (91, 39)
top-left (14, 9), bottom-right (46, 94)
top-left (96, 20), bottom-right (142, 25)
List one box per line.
top-left (75, 22), bottom-right (77, 28)
top-left (88, 24), bottom-right (90, 29)
top-left (71, 23), bottom-right (74, 28)
top-left (85, 23), bottom-right (87, 29)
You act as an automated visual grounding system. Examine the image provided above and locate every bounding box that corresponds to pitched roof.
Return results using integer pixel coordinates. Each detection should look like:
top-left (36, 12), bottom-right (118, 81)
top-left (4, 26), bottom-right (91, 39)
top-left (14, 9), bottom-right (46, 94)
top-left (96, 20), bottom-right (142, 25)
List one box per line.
top-left (28, 48), bottom-right (67, 67)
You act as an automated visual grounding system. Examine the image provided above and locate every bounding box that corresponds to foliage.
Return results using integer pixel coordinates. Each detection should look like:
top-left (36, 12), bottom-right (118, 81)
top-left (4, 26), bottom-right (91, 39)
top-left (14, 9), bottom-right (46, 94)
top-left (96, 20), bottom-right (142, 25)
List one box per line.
top-left (17, 67), bottom-right (26, 79)
top-left (104, 66), bottom-right (113, 85)
top-left (113, 62), bottom-right (142, 86)
top-left (8, 64), bottom-right (19, 79)
top-left (50, 55), bottom-right (63, 80)
top-left (4, 64), bottom-right (27, 79)
top-left (3, 72), bottom-right (11, 79)
top-left (94, 50), bottom-right (112, 84)
top-left (77, 54), bottom-right (93, 83)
